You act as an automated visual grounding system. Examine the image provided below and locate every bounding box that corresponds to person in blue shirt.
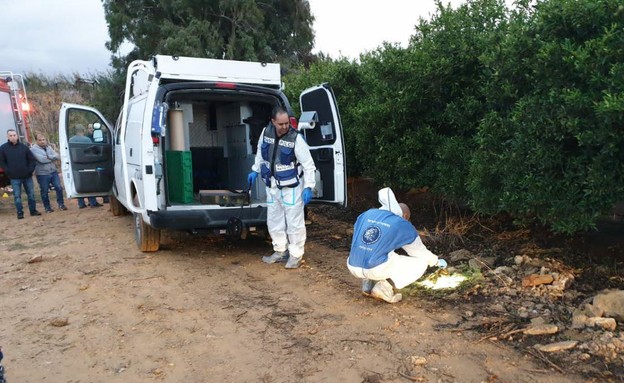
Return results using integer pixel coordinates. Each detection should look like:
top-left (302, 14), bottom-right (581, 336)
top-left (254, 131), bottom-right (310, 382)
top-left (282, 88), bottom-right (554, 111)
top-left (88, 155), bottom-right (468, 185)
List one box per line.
top-left (347, 187), bottom-right (447, 303)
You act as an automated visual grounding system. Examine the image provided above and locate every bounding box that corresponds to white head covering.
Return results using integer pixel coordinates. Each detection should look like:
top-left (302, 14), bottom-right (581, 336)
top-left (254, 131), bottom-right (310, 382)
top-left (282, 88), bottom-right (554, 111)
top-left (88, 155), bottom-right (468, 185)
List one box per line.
top-left (378, 187), bottom-right (403, 216)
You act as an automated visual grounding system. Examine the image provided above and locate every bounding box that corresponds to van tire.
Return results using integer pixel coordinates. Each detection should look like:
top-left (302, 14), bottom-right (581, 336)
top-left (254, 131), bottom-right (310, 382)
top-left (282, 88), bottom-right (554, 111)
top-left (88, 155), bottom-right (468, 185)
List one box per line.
top-left (134, 212), bottom-right (160, 252)
top-left (110, 194), bottom-right (128, 216)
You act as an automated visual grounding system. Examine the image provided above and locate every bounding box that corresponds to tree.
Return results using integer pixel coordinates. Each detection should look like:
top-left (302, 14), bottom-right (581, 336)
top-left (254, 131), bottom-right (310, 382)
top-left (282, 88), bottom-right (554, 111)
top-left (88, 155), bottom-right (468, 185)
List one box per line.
top-left (102, 0), bottom-right (315, 71)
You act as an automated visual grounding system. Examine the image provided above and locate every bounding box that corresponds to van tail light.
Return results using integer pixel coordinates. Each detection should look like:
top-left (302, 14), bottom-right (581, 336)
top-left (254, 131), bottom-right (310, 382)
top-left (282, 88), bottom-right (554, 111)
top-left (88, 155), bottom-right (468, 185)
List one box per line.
top-left (290, 116), bottom-right (298, 129)
top-left (152, 135), bottom-right (160, 145)
top-left (215, 82), bottom-right (236, 89)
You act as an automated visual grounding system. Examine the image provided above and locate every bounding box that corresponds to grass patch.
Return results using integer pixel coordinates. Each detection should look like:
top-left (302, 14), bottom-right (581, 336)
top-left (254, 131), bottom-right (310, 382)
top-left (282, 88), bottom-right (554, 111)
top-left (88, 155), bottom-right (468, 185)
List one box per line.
top-left (7, 243), bottom-right (29, 251)
top-left (400, 266), bottom-right (484, 299)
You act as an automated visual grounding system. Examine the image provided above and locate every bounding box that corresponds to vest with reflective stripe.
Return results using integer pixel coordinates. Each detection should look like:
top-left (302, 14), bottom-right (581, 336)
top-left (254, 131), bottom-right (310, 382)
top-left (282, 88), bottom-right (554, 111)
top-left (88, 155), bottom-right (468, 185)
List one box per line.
top-left (260, 124), bottom-right (300, 189)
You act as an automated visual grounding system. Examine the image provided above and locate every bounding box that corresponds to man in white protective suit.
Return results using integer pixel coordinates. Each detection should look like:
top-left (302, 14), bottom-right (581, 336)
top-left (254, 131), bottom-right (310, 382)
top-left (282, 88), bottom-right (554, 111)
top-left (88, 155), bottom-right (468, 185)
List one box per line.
top-left (247, 107), bottom-right (316, 269)
top-left (347, 187), bottom-right (448, 303)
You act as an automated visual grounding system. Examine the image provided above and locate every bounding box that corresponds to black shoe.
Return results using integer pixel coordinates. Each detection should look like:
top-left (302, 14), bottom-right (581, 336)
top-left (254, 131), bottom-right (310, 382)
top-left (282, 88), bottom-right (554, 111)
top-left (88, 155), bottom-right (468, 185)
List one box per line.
top-left (17, 212), bottom-right (24, 219)
top-left (59, 205), bottom-right (68, 211)
top-left (90, 203), bottom-right (103, 208)
top-left (45, 208), bottom-right (54, 213)
top-left (31, 211), bottom-right (42, 216)
top-left (78, 205), bottom-right (87, 209)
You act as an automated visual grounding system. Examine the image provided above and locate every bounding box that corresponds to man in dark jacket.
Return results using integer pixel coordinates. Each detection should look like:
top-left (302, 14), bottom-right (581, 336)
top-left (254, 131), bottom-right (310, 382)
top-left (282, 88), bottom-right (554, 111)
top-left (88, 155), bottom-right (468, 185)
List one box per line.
top-left (0, 129), bottom-right (41, 219)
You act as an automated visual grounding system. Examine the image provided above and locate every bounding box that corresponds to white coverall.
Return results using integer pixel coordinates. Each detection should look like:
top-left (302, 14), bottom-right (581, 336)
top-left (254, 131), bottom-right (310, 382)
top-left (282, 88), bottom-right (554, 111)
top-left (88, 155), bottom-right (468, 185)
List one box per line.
top-left (347, 188), bottom-right (439, 289)
top-left (252, 129), bottom-right (316, 260)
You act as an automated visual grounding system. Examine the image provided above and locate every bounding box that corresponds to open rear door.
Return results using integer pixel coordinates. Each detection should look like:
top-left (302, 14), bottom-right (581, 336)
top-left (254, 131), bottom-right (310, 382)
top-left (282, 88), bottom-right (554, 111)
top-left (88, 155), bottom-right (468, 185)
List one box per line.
top-left (58, 103), bottom-right (114, 198)
top-left (299, 84), bottom-right (347, 206)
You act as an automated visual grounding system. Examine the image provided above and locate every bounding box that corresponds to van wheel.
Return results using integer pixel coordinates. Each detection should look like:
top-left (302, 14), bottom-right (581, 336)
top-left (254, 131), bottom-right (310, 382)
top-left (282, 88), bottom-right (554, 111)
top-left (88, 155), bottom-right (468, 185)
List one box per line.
top-left (134, 212), bottom-right (160, 252)
top-left (110, 194), bottom-right (127, 216)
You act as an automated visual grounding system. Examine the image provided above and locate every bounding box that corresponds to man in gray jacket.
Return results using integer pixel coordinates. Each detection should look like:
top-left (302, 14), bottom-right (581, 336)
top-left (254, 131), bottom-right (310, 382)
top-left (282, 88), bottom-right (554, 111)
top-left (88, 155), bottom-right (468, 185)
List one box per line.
top-left (31, 133), bottom-right (67, 212)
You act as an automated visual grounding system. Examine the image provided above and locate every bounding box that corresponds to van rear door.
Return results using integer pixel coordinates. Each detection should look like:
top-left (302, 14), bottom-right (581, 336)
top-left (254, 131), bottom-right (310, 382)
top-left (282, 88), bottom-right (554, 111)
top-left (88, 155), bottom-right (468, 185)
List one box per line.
top-left (299, 84), bottom-right (347, 206)
top-left (58, 103), bottom-right (114, 198)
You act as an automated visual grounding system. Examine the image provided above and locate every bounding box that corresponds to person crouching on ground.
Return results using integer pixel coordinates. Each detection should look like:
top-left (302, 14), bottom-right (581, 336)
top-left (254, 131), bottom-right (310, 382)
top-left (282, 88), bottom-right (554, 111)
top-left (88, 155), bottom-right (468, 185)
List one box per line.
top-left (347, 187), bottom-right (447, 303)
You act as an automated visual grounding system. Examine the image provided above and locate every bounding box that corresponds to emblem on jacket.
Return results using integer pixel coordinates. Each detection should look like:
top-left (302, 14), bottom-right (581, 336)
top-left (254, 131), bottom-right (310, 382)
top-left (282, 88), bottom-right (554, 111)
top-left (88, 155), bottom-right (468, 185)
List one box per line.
top-left (362, 226), bottom-right (381, 245)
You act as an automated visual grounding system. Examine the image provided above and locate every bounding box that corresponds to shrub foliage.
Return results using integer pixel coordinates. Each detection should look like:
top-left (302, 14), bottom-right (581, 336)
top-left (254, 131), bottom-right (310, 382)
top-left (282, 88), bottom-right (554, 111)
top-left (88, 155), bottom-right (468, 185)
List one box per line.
top-left (284, 0), bottom-right (624, 234)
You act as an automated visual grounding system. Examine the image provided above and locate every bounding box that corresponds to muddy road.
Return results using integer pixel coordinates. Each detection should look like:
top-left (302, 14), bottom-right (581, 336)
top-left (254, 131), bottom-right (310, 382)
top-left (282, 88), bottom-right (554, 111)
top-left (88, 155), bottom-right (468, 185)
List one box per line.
top-left (0, 199), bottom-right (584, 383)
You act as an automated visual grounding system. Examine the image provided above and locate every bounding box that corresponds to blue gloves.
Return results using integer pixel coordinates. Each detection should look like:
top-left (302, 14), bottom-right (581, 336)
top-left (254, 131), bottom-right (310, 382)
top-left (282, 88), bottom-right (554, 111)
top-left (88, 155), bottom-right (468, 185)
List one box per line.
top-left (247, 171), bottom-right (258, 185)
top-left (437, 259), bottom-right (447, 269)
top-left (302, 187), bottom-right (313, 205)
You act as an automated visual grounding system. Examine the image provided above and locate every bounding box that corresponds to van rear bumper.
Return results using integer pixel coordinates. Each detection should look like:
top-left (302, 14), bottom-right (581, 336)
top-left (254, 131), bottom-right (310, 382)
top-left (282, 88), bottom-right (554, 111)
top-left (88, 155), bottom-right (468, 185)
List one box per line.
top-left (148, 206), bottom-right (267, 230)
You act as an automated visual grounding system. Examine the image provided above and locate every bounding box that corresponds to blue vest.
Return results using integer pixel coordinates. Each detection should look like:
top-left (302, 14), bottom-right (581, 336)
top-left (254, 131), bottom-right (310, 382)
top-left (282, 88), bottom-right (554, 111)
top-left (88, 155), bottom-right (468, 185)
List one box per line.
top-left (260, 124), bottom-right (300, 188)
top-left (348, 209), bottom-right (418, 269)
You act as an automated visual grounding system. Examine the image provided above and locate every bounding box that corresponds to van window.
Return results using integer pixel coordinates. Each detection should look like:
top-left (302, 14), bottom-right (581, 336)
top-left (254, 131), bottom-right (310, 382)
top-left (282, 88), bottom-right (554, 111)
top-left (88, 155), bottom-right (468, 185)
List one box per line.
top-left (0, 91), bottom-right (18, 139)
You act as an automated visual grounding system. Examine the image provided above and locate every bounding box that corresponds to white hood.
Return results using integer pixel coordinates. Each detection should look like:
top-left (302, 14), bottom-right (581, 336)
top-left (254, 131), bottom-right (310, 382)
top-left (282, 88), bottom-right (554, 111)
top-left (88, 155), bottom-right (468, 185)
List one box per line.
top-left (378, 187), bottom-right (402, 216)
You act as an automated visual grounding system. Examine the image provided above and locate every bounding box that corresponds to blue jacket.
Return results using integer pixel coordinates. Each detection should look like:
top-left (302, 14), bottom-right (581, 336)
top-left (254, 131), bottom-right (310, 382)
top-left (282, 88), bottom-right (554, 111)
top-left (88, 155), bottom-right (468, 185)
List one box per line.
top-left (348, 209), bottom-right (418, 269)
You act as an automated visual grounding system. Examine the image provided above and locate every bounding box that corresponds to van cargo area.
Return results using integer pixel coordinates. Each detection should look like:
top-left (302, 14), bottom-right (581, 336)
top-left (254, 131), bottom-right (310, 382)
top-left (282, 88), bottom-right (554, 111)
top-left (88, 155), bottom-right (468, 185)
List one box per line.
top-left (161, 89), bottom-right (278, 207)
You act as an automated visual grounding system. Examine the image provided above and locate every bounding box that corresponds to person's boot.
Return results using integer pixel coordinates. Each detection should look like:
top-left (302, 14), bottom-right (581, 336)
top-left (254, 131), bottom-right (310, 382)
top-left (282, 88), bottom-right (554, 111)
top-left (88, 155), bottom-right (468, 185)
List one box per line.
top-left (284, 254), bottom-right (302, 269)
top-left (371, 280), bottom-right (402, 303)
top-left (262, 250), bottom-right (289, 264)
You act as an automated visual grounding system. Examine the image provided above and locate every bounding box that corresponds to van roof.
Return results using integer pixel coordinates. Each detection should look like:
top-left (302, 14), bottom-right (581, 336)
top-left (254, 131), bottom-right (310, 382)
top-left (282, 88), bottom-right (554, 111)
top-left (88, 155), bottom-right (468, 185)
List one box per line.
top-left (152, 55), bottom-right (281, 88)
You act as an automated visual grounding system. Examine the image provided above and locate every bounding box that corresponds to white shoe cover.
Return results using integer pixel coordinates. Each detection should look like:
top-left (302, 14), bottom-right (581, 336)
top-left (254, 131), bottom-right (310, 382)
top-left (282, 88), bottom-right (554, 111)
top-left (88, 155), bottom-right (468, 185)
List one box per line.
top-left (371, 280), bottom-right (402, 303)
top-left (262, 250), bottom-right (289, 264)
top-left (284, 254), bottom-right (302, 269)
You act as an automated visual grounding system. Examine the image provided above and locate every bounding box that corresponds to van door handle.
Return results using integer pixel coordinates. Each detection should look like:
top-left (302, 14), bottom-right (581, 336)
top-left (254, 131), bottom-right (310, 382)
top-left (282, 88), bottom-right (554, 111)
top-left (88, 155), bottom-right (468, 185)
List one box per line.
top-left (130, 148), bottom-right (133, 156)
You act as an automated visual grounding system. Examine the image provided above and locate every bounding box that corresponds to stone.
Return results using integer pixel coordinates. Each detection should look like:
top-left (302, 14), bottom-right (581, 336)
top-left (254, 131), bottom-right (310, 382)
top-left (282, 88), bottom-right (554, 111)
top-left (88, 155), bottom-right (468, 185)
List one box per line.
top-left (493, 266), bottom-right (513, 275)
top-left (530, 317), bottom-right (546, 325)
top-left (410, 356), bottom-right (427, 367)
top-left (50, 317), bottom-right (69, 327)
top-left (514, 255), bottom-right (524, 266)
top-left (551, 272), bottom-right (574, 291)
top-left (587, 317), bottom-right (617, 331)
top-left (593, 290), bottom-right (624, 321)
top-left (522, 274), bottom-right (554, 288)
top-left (27, 255), bottom-right (44, 264)
top-left (524, 324), bottom-right (559, 335)
top-left (584, 303), bottom-right (605, 318)
top-left (571, 314), bottom-right (589, 329)
top-left (534, 340), bottom-right (578, 352)
top-left (449, 249), bottom-right (473, 263)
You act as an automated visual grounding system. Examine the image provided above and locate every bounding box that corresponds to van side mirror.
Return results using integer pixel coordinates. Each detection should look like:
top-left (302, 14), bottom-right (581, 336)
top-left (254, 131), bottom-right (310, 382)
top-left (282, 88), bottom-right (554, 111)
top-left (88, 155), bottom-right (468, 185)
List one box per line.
top-left (298, 111), bottom-right (318, 130)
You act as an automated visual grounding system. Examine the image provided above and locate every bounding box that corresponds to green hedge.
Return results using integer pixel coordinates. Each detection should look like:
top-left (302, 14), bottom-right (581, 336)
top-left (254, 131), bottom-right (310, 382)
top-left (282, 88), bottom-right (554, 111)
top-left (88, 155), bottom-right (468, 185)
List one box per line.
top-left (284, 0), bottom-right (624, 234)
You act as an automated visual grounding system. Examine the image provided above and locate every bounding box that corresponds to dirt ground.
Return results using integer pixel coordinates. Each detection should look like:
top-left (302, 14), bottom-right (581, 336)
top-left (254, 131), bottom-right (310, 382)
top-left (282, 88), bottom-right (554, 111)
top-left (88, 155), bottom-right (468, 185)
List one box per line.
top-left (0, 190), bottom-right (609, 383)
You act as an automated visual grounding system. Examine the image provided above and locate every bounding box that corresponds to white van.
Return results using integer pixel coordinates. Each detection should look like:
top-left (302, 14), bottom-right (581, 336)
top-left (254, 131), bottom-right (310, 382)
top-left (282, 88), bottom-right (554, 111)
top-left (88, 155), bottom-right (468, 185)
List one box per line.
top-left (59, 55), bottom-right (346, 251)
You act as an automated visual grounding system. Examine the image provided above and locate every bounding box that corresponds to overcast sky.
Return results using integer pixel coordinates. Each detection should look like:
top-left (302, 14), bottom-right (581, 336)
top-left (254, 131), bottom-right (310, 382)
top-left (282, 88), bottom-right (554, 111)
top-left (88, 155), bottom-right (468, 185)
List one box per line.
top-left (0, 0), bottom-right (469, 76)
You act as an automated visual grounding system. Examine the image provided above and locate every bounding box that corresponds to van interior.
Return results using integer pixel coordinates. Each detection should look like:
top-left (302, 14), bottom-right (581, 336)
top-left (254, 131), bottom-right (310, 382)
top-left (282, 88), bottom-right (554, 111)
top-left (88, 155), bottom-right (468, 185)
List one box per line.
top-left (161, 92), bottom-right (278, 207)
